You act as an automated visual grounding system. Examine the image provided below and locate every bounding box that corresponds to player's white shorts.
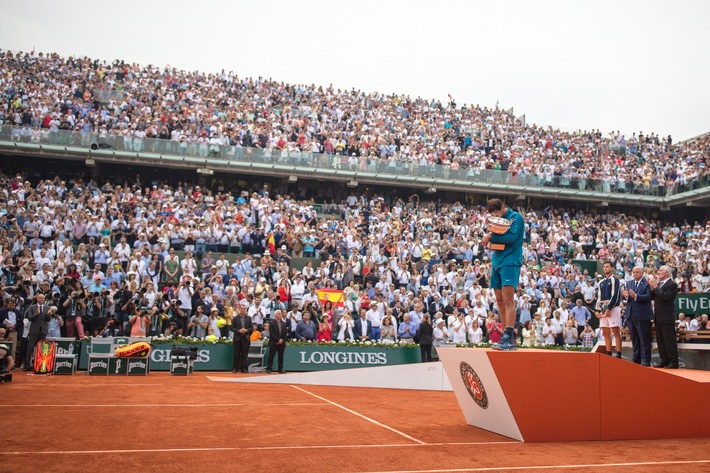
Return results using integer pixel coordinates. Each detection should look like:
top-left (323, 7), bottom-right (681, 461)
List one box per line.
top-left (599, 306), bottom-right (621, 328)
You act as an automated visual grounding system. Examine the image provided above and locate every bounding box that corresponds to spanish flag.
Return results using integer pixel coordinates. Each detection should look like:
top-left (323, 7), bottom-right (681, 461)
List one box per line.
top-left (267, 232), bottom-right (276, 255)
top-left (317, 289), bottom-right (345, 308)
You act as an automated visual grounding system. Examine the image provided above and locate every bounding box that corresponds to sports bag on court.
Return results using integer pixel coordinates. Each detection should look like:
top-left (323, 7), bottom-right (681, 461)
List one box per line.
top-left (114, 341), bottom-right (151, 357)
top-left (33, 340), bottom-right (57, 374)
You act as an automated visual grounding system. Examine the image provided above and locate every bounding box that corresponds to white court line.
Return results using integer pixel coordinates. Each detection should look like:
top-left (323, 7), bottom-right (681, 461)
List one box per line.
top-left (358, 459), bottom-right (710, 473)
top-left (4, 403), bottom-right (324, 408)
top-left (290, 385), bottom-right (426, 445)
top-left (0, 442), bottom-right (512, 455)
top-left (14, 383), bottom-right (166, 387)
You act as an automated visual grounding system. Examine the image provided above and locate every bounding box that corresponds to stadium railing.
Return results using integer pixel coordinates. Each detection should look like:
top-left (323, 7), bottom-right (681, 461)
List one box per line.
top-left (0, 124), bottom-right (708, 199)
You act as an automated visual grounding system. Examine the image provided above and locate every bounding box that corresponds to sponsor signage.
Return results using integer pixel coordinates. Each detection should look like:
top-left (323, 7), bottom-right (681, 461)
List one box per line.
top-left (170, 356), bottom-right (194, 375)
top-left (127, 358), bottom-right (149, 375)
top-left (47, 338), bottom-right (78, 356)
top-left (87, 355), bottom-right (148, 375)
top-left (299, 350), bottom-right (388, 366)
top-left (267, 345), bottom-right (421, 372)
top-left (79, 341), bottom-right (421, 371)
top-left (109, 357), bottom-right (127, 375)
top-left (675, 294), bottom-right (710, 315)
top-left (88, 356), bottom-right (110, 375)
top-left (79, 341), bottom-right (226, 371)
top-left (149, 345), bottom-right (224, 371)
top-left (54, 355), bottom-right (78, 375)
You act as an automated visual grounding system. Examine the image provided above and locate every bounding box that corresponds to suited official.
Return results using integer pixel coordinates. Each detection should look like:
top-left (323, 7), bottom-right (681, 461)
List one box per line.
top-left (266, 310), bottom-right (289, 373)
top-left (623, 266), bottom-right (653, 366)
top-left (353, 309), bottom-right (373, 341)
top-left (649, 265), bottom-right (680, 369)
top-left (25, 293), bottom-right (53, 371)
top-left (230, 303), bottom-right (253, 373)
top-left (416, 314), bottom-right (435, 363)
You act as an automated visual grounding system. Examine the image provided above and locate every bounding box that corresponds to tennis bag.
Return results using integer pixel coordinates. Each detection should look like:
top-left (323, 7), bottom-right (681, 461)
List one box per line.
top-left (33, 340), bottom-right (57, 374)
top-left (115, 341), bottom-right (151, 357)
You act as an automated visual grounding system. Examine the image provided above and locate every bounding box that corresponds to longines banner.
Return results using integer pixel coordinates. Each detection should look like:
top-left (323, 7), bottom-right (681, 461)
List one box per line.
top-left (269, 345), bottom-right (421, 372)
top-left (77, 341), bottom-right (421, 371)
top-left (675, 294), bottom-right (710, 315)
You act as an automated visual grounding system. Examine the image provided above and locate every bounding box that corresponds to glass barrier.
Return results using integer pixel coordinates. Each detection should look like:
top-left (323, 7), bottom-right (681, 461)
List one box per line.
top-left (0, 124), bottom-right (707, 197)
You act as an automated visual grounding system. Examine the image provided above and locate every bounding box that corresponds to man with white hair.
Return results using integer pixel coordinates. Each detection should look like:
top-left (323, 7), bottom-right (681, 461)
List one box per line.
top-left (649, 265), bottom-right (680, 369)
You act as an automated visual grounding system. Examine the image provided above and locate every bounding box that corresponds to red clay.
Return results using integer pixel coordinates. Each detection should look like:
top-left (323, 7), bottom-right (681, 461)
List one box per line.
top-left (2, 371), bottom-right (708, 473)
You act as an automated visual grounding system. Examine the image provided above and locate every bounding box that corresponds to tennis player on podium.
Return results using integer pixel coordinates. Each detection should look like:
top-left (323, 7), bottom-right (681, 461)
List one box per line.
top-left (481, 199), bottom-right (525, 351)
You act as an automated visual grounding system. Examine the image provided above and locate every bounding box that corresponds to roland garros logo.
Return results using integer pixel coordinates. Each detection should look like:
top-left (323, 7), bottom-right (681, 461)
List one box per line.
top-left (459, 362), bottom-right (488, 409)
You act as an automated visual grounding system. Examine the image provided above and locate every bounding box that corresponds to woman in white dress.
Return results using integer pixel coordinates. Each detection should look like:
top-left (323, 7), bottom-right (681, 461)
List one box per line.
top-left (337, 312), bottom-right (355, 341)
top-left (467, 320), bottom-right (483, 344)
top-left (452, 313), bottom-right (468, 344)
top-left (432, 316), bottom-right (448, 346)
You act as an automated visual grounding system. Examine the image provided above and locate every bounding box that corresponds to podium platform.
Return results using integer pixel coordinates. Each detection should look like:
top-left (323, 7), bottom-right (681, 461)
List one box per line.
top-left (437, 347), bottom-right (710, 442)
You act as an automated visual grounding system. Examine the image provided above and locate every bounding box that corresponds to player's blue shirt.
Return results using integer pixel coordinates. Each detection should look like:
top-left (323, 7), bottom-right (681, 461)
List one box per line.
top-left (490, 208), bottom-right (525, 269)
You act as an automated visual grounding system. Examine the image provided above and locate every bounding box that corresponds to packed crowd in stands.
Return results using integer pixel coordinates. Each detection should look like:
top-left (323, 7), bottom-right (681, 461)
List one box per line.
top-left (0, 169), bottom-right (708, 370)
top-left (0, 49), bottom-right (708, 195)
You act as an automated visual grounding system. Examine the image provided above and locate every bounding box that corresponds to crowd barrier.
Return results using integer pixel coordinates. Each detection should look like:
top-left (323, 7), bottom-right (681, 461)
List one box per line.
top-left (3, 124), bottom-right (707, 196)
top-left (40, 334), bottom-right (710, 373)
top-left (65, 338), bottom-right (422, 372)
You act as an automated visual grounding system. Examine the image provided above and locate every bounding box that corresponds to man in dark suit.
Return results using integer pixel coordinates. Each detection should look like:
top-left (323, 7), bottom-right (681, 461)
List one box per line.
top-left (25, 293), bottom-right (53, 371)
top-left (427, 294), bottom-right (443, 318)
top-left (623, 266), bottom-right (653, 366)
top-left (649, 265), bottom-right (680, 369)
top-left (353, 309), bottom-right (372, 341)
top-left (230, 303), bottom-right (253, 373)
top-left (266, 310), bottom-right (288, 373)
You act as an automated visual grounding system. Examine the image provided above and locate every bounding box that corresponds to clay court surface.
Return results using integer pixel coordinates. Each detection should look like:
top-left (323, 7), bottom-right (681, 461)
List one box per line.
top-left (2, 372), bottom-right (709, 473)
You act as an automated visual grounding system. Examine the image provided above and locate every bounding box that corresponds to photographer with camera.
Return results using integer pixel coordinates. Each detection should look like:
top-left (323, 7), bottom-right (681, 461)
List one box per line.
top-left (187, 305), bottom-right (208, 339)
top-left (47, 301), bottom-right (64, 338)
top-left (120, 293), bottom-right (138, 336)
top-left (0, 334), bottom-right (16, 380)
top-left (176, 277), bottom-right (194, 321)
top-left (114, 283), bottom-right (132, 334)
top-left (62, 288), bottom-right (86, 339)
top-left (102, 318), bottom-right (121, 338)
top-left (164, 296), bottom-right (186, 333)
top-left (148, 303), bottom-right (165, 337)
top-left (0, 299), bottom-right (21, 358)
top-left (128, 306), bottom-right (150, 337)
top-left (85, 291), bottom-right (109, 337)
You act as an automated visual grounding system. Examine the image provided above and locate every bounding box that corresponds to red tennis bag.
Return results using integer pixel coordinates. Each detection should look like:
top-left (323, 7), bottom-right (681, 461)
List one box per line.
top-left (33, 340), bottom-right (57, 374)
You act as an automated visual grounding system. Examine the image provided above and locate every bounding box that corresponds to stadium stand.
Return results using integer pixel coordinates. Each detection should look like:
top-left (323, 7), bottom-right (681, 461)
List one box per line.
top-left (0, 49), bottom-right (708, 371)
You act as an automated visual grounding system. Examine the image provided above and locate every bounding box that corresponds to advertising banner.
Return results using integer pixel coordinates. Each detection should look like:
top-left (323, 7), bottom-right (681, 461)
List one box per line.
top-left (266, 344), bottom-right (421, 372)
top-left (78, 340), bottom-right (422, 372)
top-left (675, 293), bottom-right (710, 315)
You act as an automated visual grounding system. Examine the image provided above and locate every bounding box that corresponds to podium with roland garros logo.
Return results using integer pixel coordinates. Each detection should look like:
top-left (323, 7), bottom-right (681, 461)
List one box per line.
top-left (437, 347), bottom-right (710, 442)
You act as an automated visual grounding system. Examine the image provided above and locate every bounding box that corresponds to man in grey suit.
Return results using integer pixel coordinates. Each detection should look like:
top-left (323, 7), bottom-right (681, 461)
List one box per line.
top-left (25, 293), bottom-right (54, 371)
top-left (649, 265), bottom-right (680, 369)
